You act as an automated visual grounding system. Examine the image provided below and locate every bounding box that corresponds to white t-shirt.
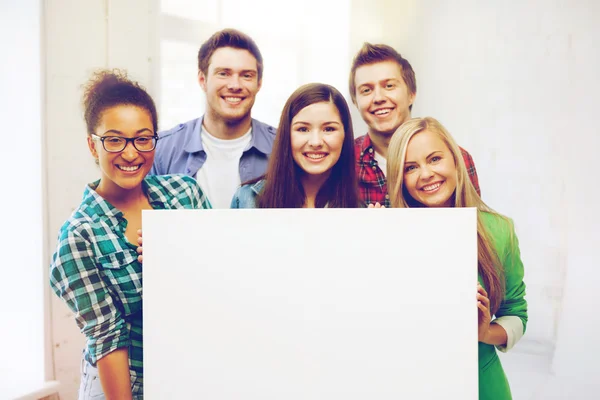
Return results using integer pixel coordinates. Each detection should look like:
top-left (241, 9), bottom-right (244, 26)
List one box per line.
top-left (374, 151), bottom-right (387, 177)
top-left (195, 126), bottom-right (252, 208)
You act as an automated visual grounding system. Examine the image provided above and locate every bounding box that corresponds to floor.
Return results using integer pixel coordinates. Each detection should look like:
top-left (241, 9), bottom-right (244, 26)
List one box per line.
top-left (500, 340), bottom-right (599, 399)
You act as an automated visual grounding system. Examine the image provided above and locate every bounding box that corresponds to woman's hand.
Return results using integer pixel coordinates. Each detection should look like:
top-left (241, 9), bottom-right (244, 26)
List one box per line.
top-left (367, 202), bottom-right (386, 209)
top-left (477, 283), bottom-right (492, 342)
top-left (136, 229), bottom-right (143, 263)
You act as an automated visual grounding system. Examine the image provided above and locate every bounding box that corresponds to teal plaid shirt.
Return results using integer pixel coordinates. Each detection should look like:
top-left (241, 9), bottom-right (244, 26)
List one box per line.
top-left (50, 174), bottom-right (210, 397)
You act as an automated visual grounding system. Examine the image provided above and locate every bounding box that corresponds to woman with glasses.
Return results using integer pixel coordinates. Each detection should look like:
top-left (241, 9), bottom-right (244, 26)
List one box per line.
top-left (49, 69), bottom-right (211, 400)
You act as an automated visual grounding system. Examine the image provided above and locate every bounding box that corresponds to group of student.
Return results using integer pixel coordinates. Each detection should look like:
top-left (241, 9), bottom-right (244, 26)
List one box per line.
top-left (49, 28), bottom-right (527, 399)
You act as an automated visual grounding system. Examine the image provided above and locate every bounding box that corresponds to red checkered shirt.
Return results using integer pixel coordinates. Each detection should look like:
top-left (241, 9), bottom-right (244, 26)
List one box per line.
top-left (355, 134), bottom-right (481, 207)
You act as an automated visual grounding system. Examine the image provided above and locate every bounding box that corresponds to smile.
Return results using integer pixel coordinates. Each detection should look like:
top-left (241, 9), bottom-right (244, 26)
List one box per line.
top-left (421, 182), bottom-right (443, 193)
top-left (223, 96), bottom-right (243, 104)
top-left (117, 164), bottom-right (142, 172)
top-left (304, 152), bottom-right (327, 161)
top-left (372, 108), bottom-right (393, 116)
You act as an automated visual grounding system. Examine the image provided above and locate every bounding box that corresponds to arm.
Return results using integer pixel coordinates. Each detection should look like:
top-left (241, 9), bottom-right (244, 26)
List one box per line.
top-left (50, 229), bottom-right (132, 398)
top-left (493, 219), bottom-right (528, 351)
top-left (97, 348), bottom-right (133, 400)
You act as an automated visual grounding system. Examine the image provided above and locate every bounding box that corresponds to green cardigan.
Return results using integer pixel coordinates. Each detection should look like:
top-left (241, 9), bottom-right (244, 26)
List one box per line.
top-left (478, 212), bottom-right (528, 400)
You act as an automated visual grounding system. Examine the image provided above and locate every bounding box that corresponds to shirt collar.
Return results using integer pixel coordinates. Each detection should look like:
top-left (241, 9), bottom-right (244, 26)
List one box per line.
top-left (83, 177), bottom-right (172, 221)
top-left (82, 181), bottom-right (124, 222)
top-left (358, 133), bottom-right (375, 162)
top-left (184, 116), bottom-right (272, 155)
top-left (250, 179), bottom-right (266, 195)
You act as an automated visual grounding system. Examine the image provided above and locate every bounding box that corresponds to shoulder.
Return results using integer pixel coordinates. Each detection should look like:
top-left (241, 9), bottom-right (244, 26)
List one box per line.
top-left (354, 133), bottom-right (369, 147)
top-left (458, 145), bottom-right (475, 161)
top-left (354, 134), bottom-right (371, 158)
top-left (252, 119), bottom-right (277, 139)
top-left (145, 174), bottom-right (202, 200)
top-left (232, 179), bottom-right (264, 208)
top-left (480, 211), bottom-right (515, 253)
top-left (157, 118), bottom-right (200, 144)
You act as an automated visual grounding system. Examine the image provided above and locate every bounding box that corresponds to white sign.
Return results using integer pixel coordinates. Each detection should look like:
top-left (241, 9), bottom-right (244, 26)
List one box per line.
top-left (143, 208), bottom-right (478, 399)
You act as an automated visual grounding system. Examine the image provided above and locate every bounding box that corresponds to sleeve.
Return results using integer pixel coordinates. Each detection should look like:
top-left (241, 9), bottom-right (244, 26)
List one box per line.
top-left (493, 219), bottom-right (528, 351)
top-left (182, 175), bottom-right (211, 209)
top-left (49, 228), bottom-right (130, 363)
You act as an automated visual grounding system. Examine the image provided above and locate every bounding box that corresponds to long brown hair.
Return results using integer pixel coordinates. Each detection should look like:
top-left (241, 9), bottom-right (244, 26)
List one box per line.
top-left (257, 83), bottom-right (360, 208)
top-left (387, 117), bottom-right (506, 314)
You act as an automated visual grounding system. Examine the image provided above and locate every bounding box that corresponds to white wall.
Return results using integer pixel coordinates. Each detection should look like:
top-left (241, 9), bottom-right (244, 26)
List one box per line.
top-left (398, 0), bottom-right (600, 392)
top-left (403, 0), bottom-right (574, 351)
top-left (0, 0), bottom-right (46, 398)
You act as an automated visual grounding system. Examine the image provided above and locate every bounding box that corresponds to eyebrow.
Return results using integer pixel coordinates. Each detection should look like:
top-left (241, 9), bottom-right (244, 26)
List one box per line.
top-left (405, 151), bottom-right (443, 163)
top-left (214, 67), bottom-right (257, 74)
top-left (102, 128), bottom-right (153, 135)
top-left (358, 78), bottom-right (400, 88)
top-left (292, 121), bottom-right (341, 126)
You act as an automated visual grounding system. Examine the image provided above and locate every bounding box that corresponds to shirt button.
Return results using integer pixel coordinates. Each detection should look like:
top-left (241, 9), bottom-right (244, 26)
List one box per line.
top-left (369, 148), bottom-right (373, 153)
top-left (385, 194), bottom-right (390, 199)
top-left (372, 166), bottom-right (377, 171)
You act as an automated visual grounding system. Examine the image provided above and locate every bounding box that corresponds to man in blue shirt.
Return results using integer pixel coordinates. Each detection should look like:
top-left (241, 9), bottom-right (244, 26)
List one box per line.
top-left (151, 29), bottom-right (276, 208)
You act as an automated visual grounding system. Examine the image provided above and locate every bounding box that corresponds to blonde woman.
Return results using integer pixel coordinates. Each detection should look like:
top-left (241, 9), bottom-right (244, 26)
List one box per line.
top-left (387, 117), bottom-right (527, 400)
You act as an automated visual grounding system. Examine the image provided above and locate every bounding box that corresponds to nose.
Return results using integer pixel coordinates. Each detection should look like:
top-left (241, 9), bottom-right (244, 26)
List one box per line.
top-left (373, 86), bottom-right (385, 104)
top-left (227, 75), bottom-right (242, 91)
top-left (419, 164), bottom-right (434, 181)
top-left (121, 141), bottom-right (138, 161)
top-left (307, 129), bottom-right (323, 148)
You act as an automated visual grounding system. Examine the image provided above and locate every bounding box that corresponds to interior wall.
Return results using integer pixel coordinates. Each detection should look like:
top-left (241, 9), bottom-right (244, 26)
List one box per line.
top-left (0, 0), bottom-right (45, 397)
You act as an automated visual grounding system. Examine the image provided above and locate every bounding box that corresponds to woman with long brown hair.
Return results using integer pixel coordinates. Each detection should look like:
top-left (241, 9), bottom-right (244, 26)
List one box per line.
top-left (386, 117), bottom-right (527, 399)
top-left (230, 83), bottom-right (361, 208)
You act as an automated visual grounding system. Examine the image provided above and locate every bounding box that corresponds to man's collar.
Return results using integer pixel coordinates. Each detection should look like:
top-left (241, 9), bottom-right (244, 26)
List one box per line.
top-left (184, 116), bottom-right (273, 155)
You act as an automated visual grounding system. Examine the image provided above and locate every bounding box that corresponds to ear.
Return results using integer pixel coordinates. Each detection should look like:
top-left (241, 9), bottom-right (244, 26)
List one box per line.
top-left (87, 135), bottom-right (99, 160)
top-left (257, 77), bottom-right (262, 92)
top-left (409, 91), bottom-right (417, 107)
top-left (198, 71), bottom-right (207, 92)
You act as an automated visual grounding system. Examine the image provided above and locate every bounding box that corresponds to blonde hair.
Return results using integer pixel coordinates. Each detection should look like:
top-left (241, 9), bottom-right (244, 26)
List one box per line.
top-left (387, 117), bottom-right (506, 313)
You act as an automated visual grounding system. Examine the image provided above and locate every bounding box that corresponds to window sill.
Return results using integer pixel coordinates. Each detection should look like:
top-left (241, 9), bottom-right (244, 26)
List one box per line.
top-left (9, 381), bottom-right (60, 400)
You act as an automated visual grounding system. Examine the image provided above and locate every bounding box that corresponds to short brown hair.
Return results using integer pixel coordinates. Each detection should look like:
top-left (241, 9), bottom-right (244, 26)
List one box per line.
top-left (349, 43), bottom-right (416, 109)
top-left (197, 28), bottom-right (264, 81)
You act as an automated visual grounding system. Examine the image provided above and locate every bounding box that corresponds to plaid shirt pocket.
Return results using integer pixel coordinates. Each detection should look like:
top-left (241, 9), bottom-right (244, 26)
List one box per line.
top-left (98, 249), bottom-right (142, 316)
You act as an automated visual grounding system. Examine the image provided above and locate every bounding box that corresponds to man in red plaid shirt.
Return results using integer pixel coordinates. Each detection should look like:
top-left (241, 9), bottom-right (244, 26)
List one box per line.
top-left (349, 43), bottom-right (481, 207)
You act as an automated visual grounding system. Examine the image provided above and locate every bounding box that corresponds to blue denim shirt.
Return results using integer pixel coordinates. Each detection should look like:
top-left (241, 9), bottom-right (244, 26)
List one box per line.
top-left (151, 117), bottom-right (276, 181)
top-left (230, 179), bottom-right (265, 208)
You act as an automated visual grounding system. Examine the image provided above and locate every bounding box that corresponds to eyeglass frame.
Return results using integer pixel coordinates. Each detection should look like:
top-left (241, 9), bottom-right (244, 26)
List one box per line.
top-left (90, 133), bottom-right (159, 153)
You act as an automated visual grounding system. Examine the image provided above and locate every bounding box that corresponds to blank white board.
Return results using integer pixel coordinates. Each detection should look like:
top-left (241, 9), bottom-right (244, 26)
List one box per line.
top-left (143, 208), bottom-right (478, 399)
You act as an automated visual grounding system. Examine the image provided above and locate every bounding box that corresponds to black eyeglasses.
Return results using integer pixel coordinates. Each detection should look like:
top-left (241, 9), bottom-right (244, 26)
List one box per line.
top-left (91, 134), bottom-right (159, 153)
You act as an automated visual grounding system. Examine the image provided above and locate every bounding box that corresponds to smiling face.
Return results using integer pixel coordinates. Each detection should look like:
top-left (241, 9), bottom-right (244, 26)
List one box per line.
top-left (290, 101), bottom-right (345, 179)
top-left (87, 105), bottom-right (155, 198)
top-left (354, 60), bottom-right (415, 137)
top-left (199, 46), bottom-right (261, 125)
top-left (403, 129), bottom-right (457, 207)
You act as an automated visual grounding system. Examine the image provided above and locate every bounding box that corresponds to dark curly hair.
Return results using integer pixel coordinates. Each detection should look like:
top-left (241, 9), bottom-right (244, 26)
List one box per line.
top-left (82, 69), bottom-right (158, 136)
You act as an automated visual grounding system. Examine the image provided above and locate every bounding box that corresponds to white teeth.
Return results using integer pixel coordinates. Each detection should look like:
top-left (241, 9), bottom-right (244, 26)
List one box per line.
top-left (422, 182), bottom-right (441, 191)
top-left (374, 109), bottom-right (391, 116)
top-left (224, 97), bottom-right (242, 103)
top-left (118, 165), bottom-right (140, 172)
top-left (306, 153), bottom-right (326, 159)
